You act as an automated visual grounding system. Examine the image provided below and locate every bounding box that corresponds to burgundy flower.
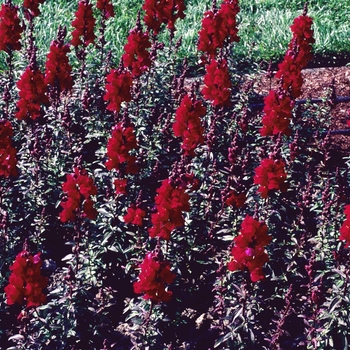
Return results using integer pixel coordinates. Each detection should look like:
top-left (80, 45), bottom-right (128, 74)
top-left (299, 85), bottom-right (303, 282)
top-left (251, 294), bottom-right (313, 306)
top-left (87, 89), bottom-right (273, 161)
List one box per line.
top-left (71, 0), bottom-right (96, 47)
top-left (143, 0), bottom-right (186, 35)
top-left (133, 252), bottom-right (175, 303)
top-left (339, 205), bottom-right (350, 248)
top-left (260, 90), bottom-right (294, 136)
top-left (114, 178), bottom-right (128, 195)
top-left (103, 69), bottom-right (133, 113)
top-left (45, 39), bottom-right (73, 93)
top-left (201, 58), bottom-right (231, 106)
top-left (123, 205), bottom-right (146, 226)
top-left (149, 178), bottom-right (190, 240)
top-left (5, 250), bottom-right (48, 308)
top-left (173, 94), bottom-right (206, 156)
top-left (23, 0), bottom-right (45, 17)
top-left (60, 167), bottom-right (98, 222)
top-left (254, 158), bottom-right (287, 198)
top-left (122, 27), bottom-right (152, 77)
top-left (0, 3), bottom-right (23, 52)
top-left (225, 191), bottom-right (246, 208)
top-left (0, 121), bottom-right (18, 178)
top-left (96, 0), bottom-right (114, 19)
top-left (105, 122), bottom-right (138, 174)
top-left (16, 66), bottom-right (49, 120)
top-left (228, 215), bottom-right (271, 282)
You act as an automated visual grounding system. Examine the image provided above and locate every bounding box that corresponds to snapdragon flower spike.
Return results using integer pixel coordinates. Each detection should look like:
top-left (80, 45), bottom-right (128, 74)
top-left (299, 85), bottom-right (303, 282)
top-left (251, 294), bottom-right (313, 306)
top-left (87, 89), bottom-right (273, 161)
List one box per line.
top-left (228, 215), bottom-right (271, 282)
top-left (260, 90), bottom-right (294, 136)
top-left (45, 36), bottom-right (73, 93)
top-left (16, 66), bottom-right (49, 120)
top-left (133, 251), bottom-right (175, 303)
top-left (123, 204), bottom-right (146, 226)
top-left (105, 122), bottom-right (138, 174)
top-left (225, 191), bottom-right (246, 209)
top-left (114, 178), bottom-right (128, 195)
top-left (201, 58), bottom-right (231, 106)
top-left (142, 0), bottom-right (186, 35)
top-left (104, 69), bottom-right (133, 113)
top-left (198, 0), bottom-right (240, 58)
top-left (71, 0), bottom-right (96, 47)
top-left (122, 26), bottom-right (152, 77)
top-left (339, 205), bottom-right (350, 248)
top-left (173, 94), bottom-right (206, 157)
top-left (0, 2), bottom-right (23, 52)
top-left (60, 167), bottom-right (98, 222)
top-left (0, 120), bottom-right (18, 177)
top-left (254, 158), bottom-right (287, 198)
top-left (4, 250), bottom-right (48, 308)
top-left (23, 0), bottom-right (45, 17)
top-left (149, 178), bottom-right (190, 241)
top-left (96, 0), bottom-right (114, 19)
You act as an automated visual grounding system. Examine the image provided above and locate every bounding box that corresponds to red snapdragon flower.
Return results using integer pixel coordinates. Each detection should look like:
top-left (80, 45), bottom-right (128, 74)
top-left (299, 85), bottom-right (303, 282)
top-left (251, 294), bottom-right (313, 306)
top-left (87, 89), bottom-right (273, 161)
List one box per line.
top-left (104, 69), bottom-right (133, 113)
top-left (254, 158), bottom-right (287, 198)
top-left (198, 0), bottom-right (240, 57)
top-left (114, 178), bottom-right (128, 195)
top-left (133, 252), bottom-right (175, 303)
top-left (201, 58), bottom-right (231, 106)
top-left (143, 0), bottom-right (186, 35)
top-left (149, 178), bottom-right (190, 240)
top-left (339, 205), bottom-right (350, 248)
top-left (123, 204), bottom-right (146, 226)
top-left (71, 0), bottom-right (96, 47)
top-left (96, 0), bottom-right (114, 19)
top-left (45, 39), bottom-right (73, 93)
top-left (225, 191), bottom-right (246, 208)
top-left (4, 250), bottom-right (48, 308)
top-left (260, 90), bottom-right (294, 136)
top-left (228, 215), bottom-right (271, 282)
top-left (0, 121), bottom-right (18, 178)
top-left (23, 0), bottom-right (45, 17)
top-left (105, 122), bottom-right (138, 174)
top-left (122, 27), bottom-right (152, 77)
top-left (60, 167), bottom-right (98, 222)
top-left (16, 66), bottom-right (49, 120)
top-left (0, 3), bottom-right (23, 52)
top-left (173, 94), bottom-right (206, 156)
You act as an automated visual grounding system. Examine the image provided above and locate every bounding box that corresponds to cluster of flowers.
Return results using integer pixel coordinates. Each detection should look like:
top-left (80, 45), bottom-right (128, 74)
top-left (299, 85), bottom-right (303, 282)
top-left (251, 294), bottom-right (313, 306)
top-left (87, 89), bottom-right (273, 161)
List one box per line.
top-left (254, 158), bottom-right (287, 198)
top-left (133, 252), bottom-right (175, 303)
top-left (198, 0), bottom-right (240, 58)
top-left (104, 69), bottom-right (133, 113)
top-left (142, 0), bottom-right (186, 35)
top-left (45, 36), bottom-right (73, 93)
top-left (96, 0), bottom-right (114, 19)
top-left (23, 0), bottom-right (45, 17)
top-left (225, 190), bottom-right (246, 208)
top-left (228, 215), bottom-right (271, 282)
top-left (71, 0), bottom-right (96, 47)
top-left (339, 205), bottom-right (350, 247)
top-left (261, 13), bottom-right (315, 136)
top-left (0, 121), bottom-right (18, 178)
top-left (173, 94), bottom-right (206, 156)
top-left (105, 122), bottom-right (138, 174)
top-left (16, 66), bottom-right (49, 120)
top-left (122, 25), bottom-right (152, 78)
top-left (149, 177), bottom-right (191, 241)
top-left (0, 2), bottom-right (23, 52)
top-left (201, 58), bottom-right (232, 106)
top-left (4, 250), bottom-right (48, 308)
top-left (123, 205), bottom-right (146, 226)
top-left (60, 168), bottom-right (98, 222)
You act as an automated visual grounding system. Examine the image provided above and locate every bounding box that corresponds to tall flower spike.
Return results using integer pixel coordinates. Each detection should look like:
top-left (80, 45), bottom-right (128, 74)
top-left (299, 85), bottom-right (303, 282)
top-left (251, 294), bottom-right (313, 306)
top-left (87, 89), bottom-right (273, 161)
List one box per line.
top-left (23, 0), bottom-right (45, 17)
top-left (133, 251), bottom-right (175, 303)
top-left (0, 2), bottom-right (23, 52)
top-left (96, 0), bottom-right (115, 19)
top-left (142, 0), bottom-right (186, 35)
top-left (71, 0), bottom-right (96, 47)
top-left (4, 249), bottom-right (48, 308)
top-left (173, 94), bottom-right (206, 157)
top-left (45, 27), bottom-right (73, 93)
top-left (228, 215), bottom-right (271, 282)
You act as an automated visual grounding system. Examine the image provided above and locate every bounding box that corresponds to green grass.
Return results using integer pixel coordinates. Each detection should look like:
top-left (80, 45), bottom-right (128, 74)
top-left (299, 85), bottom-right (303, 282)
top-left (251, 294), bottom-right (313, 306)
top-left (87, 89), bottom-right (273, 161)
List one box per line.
top-left (1, 0), bottom-right (350, 71)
